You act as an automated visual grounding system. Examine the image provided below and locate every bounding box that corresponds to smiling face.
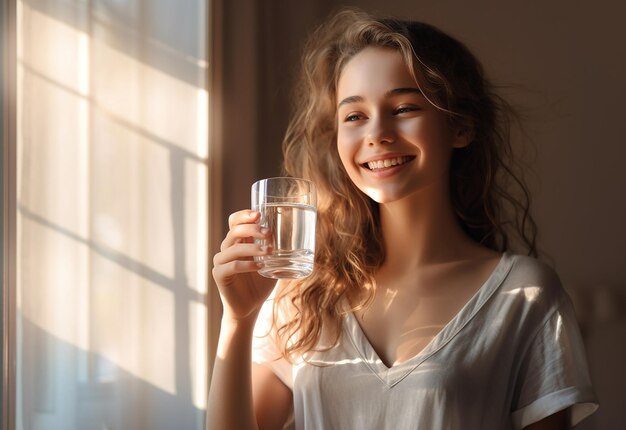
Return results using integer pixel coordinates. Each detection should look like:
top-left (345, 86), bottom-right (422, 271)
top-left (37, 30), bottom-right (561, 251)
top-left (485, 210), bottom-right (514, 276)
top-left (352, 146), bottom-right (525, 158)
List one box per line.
top-left (336, 47), bottom-right (469, 204)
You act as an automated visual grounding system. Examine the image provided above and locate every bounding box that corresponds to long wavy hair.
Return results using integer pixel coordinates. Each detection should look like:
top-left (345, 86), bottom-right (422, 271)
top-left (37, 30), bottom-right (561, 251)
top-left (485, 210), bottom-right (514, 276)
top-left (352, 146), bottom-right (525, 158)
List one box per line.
top-left (274, 8), bottom-right (537, 361)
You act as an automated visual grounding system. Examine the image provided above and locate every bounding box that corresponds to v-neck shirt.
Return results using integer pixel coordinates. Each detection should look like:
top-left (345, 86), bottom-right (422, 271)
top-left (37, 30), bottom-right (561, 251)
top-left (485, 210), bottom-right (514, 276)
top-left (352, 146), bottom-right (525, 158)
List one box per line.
top-left (252, 253), bottom-right (598, 429)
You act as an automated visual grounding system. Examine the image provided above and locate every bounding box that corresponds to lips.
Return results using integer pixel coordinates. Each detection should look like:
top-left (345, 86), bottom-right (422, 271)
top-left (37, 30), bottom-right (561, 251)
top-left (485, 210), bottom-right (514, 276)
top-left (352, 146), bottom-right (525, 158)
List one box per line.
top-left (363, 155), bottom-right (415, 171)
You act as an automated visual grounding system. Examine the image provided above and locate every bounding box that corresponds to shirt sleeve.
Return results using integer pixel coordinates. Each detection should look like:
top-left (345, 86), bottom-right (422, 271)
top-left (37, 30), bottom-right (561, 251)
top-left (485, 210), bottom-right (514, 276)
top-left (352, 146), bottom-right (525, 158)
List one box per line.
top-left (511, 297), bottom-right (598, 429)
top-left (251, 296), bottom-right (294, 390)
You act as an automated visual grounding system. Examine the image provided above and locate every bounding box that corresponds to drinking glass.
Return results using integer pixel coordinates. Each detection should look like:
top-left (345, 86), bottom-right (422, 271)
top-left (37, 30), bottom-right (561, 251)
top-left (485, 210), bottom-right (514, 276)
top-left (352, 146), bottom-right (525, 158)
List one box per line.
top-left (251, 177), bottom-right (316, 279)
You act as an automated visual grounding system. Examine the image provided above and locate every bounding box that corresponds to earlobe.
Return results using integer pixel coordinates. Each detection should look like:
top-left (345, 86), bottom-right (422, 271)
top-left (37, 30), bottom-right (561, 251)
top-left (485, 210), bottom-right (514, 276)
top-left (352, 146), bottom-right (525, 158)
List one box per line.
top-left (452, 126), bottom-right (474, 149)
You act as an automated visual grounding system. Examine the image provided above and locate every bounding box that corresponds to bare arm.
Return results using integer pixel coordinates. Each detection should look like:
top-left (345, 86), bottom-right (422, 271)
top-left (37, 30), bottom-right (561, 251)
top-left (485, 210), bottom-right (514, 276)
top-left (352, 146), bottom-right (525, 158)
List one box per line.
top-left (523, 409), bottom-right (568, 430)
top-left (208, 315), bottom-right (260, 430)
top-left (252, 364), bottom-right (293, 429)
top-left (207, 210), bottom-right (292, 430)
top-left (208, 316), bottom-right (292, 430)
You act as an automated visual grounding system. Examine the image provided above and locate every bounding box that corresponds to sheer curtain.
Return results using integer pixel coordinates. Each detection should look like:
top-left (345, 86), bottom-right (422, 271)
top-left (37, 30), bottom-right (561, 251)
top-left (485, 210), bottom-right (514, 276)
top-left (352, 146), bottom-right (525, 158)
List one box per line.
top-left (15, 0), bottom-right (209, 429)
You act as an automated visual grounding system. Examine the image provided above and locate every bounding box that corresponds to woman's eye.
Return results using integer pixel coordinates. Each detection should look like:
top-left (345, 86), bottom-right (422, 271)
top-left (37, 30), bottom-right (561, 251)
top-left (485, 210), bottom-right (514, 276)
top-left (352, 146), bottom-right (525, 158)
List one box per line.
top-left (344, 114), bottom-right (363, 122)
top-left (395, 105), bottom-right (419, 115)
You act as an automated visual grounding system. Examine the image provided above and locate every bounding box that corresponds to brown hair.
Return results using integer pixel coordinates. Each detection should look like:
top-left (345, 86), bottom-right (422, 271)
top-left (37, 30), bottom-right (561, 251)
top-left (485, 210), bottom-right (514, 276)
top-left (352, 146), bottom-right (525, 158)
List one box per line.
top-left (276, 8), bottom-right (537, 361)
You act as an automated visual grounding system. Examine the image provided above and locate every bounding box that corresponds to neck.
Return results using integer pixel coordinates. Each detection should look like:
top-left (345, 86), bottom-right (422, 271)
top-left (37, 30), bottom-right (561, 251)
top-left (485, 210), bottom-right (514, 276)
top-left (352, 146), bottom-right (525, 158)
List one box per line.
top-left (377, 184), bottom-right (477, 273)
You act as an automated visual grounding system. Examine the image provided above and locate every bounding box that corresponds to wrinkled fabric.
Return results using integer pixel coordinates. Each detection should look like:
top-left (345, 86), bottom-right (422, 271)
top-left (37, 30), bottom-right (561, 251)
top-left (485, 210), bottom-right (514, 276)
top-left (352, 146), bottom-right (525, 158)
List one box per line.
top-left (252, 253), bottom-right (598, 429)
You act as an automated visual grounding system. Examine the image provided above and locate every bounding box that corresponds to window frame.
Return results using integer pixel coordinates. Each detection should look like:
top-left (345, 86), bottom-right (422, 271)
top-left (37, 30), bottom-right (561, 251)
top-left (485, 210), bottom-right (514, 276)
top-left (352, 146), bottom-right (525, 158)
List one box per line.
top-left (1, 0), bottom-right (17, 429)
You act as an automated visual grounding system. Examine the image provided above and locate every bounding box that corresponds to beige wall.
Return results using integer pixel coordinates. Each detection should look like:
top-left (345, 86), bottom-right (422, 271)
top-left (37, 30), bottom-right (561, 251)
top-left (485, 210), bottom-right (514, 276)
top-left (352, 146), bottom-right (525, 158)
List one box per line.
top-left (219, 1), bottom-right (626, 427)
top-left (219, 0), bottom-right (330, 220)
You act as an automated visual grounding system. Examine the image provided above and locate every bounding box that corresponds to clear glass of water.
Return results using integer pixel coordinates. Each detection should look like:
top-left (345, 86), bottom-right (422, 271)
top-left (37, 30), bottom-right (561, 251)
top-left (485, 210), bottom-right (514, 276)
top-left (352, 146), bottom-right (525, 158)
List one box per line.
top-left (251, 177), bottom-right (316, 279)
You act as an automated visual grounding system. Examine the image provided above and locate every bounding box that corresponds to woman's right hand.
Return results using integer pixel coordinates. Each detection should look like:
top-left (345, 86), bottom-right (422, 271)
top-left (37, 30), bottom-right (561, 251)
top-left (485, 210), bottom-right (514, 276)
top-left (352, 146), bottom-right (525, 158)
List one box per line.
top-left (212, 209), bottom-right (277, 322)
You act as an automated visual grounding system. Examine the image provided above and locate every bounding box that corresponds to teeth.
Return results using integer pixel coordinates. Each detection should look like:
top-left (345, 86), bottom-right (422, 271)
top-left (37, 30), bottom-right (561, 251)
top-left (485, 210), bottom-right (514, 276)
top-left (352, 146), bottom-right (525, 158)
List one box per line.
top-left (367, 156), bottom-right (410, 170)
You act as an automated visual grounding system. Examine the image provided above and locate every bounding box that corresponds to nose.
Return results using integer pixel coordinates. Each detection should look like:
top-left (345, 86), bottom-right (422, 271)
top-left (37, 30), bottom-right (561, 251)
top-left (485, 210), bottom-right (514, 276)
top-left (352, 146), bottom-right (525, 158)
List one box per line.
top-left (366, 115), bottom-right (395, 146)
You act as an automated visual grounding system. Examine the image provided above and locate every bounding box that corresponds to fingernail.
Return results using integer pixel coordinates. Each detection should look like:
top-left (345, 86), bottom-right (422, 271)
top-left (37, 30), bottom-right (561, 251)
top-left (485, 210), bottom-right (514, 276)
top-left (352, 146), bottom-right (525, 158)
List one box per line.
top-left (260, 227), bottom-right (269, 234)
top-left (249, 211), bottom-right (258, 218)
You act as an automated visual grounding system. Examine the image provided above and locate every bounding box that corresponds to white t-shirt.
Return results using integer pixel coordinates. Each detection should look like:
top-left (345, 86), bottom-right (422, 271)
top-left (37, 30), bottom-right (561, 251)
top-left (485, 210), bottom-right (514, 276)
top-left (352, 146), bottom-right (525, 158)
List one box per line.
top-left (252, 253), bottom-right (598, 429)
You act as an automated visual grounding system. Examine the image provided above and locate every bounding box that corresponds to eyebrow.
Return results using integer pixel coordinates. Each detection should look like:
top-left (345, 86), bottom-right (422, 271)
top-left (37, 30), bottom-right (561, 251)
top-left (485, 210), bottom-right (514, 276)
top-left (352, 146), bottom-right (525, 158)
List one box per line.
top-left (337, 87), bottom-right (423, 108)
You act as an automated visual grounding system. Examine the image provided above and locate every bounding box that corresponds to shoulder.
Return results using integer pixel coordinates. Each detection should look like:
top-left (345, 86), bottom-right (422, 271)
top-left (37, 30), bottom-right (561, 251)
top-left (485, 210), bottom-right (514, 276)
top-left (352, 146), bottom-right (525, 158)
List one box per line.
top-left (504, 254), bottom-right (562, 290)
top-left (488, 254), bottom-right (583, 354)
top-left (507, 254), bottom-right (561, 287)
top-left (497, 253), bottom-right (570, 314)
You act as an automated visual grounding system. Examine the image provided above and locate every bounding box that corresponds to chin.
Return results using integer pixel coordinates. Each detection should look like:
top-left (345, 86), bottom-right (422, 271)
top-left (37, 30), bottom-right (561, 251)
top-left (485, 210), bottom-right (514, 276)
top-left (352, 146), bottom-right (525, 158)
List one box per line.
top-left (359, 186), bottom-right (408, 205)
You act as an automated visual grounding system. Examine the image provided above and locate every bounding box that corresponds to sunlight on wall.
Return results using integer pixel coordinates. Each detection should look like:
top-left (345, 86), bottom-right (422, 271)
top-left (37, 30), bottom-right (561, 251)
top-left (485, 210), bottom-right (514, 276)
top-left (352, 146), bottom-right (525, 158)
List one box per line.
top-left (190, 301), bottom-right (208, 410)
top-left (16, 0), bottom-right (208, 428)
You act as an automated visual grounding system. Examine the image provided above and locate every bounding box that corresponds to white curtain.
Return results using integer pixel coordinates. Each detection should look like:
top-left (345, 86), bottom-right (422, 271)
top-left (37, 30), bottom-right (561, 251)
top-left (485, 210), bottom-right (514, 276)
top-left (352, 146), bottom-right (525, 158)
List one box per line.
top-left (15, 0), bottom-right (209, 429)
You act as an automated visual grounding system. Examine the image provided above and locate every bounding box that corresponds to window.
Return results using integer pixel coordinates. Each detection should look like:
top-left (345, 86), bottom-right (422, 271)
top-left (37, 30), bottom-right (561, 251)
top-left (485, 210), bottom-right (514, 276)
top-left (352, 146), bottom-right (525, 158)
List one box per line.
top-left (3, 0), bottom-right (213, 428)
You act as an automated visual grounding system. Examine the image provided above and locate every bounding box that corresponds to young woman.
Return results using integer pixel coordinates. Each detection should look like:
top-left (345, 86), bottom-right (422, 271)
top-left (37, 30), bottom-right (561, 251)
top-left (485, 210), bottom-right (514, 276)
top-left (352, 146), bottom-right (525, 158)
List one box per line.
top-left (208, 8), bottom-right (598, 430)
